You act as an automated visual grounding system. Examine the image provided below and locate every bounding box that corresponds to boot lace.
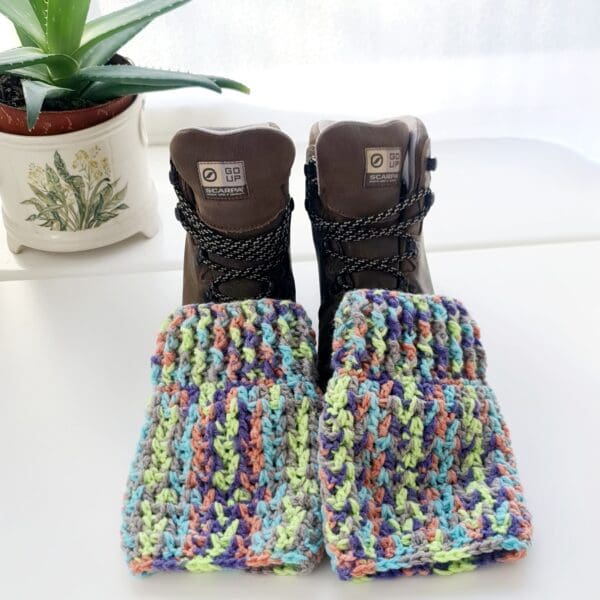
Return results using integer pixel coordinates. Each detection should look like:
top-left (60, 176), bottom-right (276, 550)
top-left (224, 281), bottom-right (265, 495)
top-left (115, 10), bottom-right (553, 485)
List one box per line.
top-left (170, 162), bottom-right (293, 302)
top-left (305, 160), bottom-right (434, 293)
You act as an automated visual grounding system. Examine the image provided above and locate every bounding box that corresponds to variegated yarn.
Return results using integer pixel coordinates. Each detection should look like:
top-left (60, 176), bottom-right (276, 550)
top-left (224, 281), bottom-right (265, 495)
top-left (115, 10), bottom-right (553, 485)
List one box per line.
top-left (121, 299), bottom-right (322, 574)
top-left (319, 289), bottom-right (532, 580)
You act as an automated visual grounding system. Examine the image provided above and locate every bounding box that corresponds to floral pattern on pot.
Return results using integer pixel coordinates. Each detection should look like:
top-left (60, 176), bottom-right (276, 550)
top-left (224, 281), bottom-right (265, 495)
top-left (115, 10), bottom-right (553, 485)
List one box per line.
top-left (22, 145), bottom-right (128, 231)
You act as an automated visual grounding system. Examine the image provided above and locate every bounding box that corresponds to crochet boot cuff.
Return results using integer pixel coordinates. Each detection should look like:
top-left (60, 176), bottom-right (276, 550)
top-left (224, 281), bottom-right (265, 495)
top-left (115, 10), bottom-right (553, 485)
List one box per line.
top-left (330, 289), bottom-right (487, 383)
top-left (320, 290), bottom-right (532, 579)
top-left (122, 299), bottom-right (323, 575)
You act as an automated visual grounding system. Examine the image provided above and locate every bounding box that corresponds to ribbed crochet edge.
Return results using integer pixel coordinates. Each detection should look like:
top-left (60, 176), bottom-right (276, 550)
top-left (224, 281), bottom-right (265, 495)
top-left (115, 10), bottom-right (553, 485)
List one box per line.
top-left (330, 290), bottom-right (487, 383)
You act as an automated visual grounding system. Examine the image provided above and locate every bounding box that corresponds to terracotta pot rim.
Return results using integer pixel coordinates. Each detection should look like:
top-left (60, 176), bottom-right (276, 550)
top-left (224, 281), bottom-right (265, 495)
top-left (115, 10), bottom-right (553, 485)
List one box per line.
top-left (0, 94), bottom-right (136, 118)
top-left (0, 95), bottom-right (143, 145)
top-left (0, 94), bottom-right (137, 136)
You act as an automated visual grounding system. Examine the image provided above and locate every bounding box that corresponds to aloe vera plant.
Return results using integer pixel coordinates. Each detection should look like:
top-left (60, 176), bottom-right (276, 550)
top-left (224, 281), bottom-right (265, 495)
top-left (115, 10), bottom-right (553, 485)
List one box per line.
top-left (0, 0), bottom-right (249, 129)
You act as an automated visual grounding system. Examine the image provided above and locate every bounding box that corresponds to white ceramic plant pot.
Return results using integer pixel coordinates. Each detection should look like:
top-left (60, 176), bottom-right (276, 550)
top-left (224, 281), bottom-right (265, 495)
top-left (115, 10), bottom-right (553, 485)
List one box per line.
top-left (0, 95), bottom-right (159, 253)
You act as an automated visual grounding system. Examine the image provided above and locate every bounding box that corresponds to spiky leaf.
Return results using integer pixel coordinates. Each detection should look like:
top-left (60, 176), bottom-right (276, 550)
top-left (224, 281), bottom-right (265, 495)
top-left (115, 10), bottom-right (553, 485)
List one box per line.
top-left (74, 65), bottom-right (222, 101)
top-left (8, 65), bottom-right (53, 84)
top-left (47, 1), bottom-right (91, 55)
top-left (0, 0), bottom-right (46, 48)
top-left (22, 80), bottom-right (72, 130)
top-left (76, 0), bottom-right (190, 63)
top-left (0, 48), bottom-right (77, 77)
top-left (29, 0), bottom-right (49, 29)
top-left (77, 20), bottom-right (149, 68)
top-left (14, 26), bottom-right (38, 48)
top-left (208, 76), bottom-right (250, 95)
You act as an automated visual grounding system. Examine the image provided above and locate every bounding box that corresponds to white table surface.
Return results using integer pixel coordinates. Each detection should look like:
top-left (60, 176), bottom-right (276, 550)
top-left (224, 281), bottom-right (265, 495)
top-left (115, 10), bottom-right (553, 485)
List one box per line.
top-left (1, 240), bottom-right (599, 599)
top-left (1, 138), bottom-right (599, 281)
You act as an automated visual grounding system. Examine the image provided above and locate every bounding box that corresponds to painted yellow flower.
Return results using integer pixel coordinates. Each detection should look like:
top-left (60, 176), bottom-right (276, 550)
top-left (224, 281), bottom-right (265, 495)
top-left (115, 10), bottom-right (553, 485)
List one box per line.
top-left (22, 146), bottom-right (127, 232)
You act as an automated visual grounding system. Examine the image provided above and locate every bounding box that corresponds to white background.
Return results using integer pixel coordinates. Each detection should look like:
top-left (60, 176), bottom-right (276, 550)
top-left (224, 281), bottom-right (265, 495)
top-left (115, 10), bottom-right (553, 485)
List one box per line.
top-left (1, 2), bottom-right (600, 599)
top-left (2, 245), bottom-right (600, 599)
top-left (2, 1), bottom-right (599, 154)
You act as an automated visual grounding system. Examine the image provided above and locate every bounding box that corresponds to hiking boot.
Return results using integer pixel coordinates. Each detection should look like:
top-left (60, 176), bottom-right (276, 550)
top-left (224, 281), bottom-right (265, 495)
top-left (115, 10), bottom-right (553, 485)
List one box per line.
top-left (170, 124), bottom-right (296, 304)
top-left (305, 117), bottom-right (436, 384)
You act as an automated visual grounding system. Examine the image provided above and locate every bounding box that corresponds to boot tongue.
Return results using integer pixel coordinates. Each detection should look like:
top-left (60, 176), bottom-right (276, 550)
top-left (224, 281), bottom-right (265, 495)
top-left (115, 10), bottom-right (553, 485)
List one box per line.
top-left (314, 120), bottom-right (411, 290)
top-left (170, 125), bottom-right (295, 235)
top-left (315, 120), bottom-right (410, 220)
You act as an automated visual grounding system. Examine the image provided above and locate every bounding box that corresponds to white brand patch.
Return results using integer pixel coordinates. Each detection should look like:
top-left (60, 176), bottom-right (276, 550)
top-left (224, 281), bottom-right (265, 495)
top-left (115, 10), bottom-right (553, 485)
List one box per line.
top-left (364, 147), bottom-right (402, 187)
top-left (197, 161), bottom-right (248, 198)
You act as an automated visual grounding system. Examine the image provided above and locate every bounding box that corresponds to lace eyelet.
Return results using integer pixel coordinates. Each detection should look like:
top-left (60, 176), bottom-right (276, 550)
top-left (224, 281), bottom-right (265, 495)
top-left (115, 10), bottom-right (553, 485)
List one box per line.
top-left (196, 248), bottom-right (209, 265)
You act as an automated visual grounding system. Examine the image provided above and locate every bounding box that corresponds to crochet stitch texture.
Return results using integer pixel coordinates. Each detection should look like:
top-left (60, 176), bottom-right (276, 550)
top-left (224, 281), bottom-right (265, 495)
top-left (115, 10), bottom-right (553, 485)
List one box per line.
top-left (122, 299), bottom-right (322, 574)
top-left (319, 289), bottom-right (532, 579)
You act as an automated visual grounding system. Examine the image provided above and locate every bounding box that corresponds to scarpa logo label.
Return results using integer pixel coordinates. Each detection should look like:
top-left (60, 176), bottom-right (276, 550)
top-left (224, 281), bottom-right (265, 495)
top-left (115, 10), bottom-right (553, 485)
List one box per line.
top-left (364, 147), bottom-right (402, 187)
top-left (197, 161), bottom-right (248, 198)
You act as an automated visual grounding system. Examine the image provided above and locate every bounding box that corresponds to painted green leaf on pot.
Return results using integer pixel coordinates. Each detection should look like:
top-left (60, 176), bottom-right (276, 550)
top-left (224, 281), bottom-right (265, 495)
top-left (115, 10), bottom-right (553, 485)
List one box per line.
top-left (22, 146), bottom-right (128, 231)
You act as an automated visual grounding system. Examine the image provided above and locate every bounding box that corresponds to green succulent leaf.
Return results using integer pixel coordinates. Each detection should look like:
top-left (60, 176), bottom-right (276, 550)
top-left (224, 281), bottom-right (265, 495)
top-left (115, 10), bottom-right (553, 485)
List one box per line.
top-left (77, 20), bottom-right (149, 68)
top-left (0, 0), bottom-right (46, 48)
top-left (29, 0), bottom-right (49, 29)
top-left (14, 26), bottom-right (38, 48)
top-left (75, 65), bottom-right (222, 89)
top-left (76, 0), bottom-right (190, 63)
top-left (8, 64), bottom-right (53, 84)
top-left (22, 79), bottom-right (73, 130)
top-left (0, 47), bottom-right (77, 75)
top-left (46, 1), bottom-right (91, 55)
top-left (75, 65), bottom-right (222, 101)
top-left (208, 76), bottom-right (250, 95)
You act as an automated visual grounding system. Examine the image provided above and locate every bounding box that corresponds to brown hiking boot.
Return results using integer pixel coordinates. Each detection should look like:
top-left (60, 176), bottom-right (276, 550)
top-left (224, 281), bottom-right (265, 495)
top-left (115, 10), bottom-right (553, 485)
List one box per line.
top-left (305, 117), bottom-right (436, 384)
top-left (170, 124), bottom-right (296, 304)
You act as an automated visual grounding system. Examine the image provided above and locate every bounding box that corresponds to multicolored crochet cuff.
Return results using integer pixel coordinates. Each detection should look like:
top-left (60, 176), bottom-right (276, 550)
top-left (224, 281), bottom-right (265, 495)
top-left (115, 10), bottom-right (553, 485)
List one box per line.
top-left (319, 290), bottom-right (532, 580)
top-left (122, 299), bottom-right (323, 575)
